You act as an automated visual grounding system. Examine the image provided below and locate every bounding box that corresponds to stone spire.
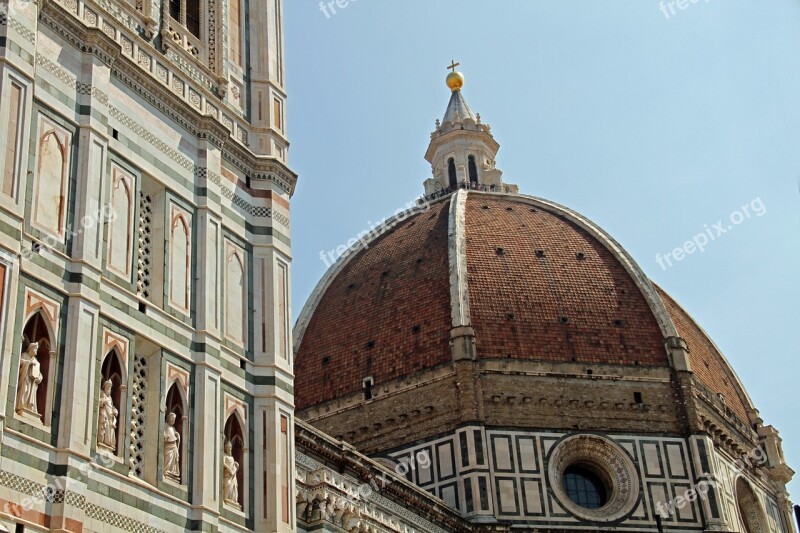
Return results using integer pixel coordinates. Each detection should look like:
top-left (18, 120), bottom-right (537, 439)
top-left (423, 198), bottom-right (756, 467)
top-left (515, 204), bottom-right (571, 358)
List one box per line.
top-left (423, 63), bottom-right (516, 197)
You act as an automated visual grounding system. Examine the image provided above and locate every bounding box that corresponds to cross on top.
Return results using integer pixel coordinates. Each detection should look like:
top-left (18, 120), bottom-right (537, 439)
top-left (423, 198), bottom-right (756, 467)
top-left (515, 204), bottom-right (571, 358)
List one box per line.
top-left (447, 60), bottom-right (460, 73)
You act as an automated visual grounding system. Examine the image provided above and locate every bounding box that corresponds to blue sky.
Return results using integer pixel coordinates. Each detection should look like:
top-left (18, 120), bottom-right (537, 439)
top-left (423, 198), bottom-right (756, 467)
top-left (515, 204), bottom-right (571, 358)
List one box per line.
top-left (284, 1), bottom-right (800, 499)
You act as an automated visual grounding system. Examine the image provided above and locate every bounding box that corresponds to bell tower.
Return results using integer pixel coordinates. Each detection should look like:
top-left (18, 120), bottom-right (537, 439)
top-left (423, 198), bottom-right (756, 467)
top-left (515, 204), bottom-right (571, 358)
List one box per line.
top-left (423, 62), bottom-right (517, 196)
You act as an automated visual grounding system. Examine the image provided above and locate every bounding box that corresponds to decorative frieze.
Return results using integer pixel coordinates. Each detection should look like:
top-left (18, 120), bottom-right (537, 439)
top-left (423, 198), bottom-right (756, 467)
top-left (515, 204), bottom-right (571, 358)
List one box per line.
top-left (0, 469), bottom-right (166, 532)
top-left (7, 16), bottom-right (37, 44)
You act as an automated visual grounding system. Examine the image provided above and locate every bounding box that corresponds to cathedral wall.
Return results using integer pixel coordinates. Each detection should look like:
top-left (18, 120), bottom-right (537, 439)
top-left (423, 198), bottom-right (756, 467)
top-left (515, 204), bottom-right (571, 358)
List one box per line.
top-left (375, 427), bottom-right (796, 532)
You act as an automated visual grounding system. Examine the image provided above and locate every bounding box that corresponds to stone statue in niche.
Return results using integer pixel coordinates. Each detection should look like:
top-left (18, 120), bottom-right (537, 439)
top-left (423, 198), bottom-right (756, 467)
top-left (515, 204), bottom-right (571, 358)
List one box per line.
top-left (16, 342), bottom-right (43, 416)
top-left (163, 412), bottom-right (181, 482)
top-left (97, 379), bottom-right (118, 451)
top-left (223, 440), bottom-right (240, 507)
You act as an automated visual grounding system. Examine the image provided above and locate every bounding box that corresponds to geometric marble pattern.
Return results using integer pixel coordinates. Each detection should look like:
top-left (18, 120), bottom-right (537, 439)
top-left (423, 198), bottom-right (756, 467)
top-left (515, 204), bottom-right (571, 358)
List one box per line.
top-left (388, 427), bottom-right (706, 531)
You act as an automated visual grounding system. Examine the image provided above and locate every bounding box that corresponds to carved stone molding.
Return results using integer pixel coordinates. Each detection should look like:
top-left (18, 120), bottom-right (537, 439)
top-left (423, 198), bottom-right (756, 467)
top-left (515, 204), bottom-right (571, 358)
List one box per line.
top-left (296, 457), bottom-right (451, 533)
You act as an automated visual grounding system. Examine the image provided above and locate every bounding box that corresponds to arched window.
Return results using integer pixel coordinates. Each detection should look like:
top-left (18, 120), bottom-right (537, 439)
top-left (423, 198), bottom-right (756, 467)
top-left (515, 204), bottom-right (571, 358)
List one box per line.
top-left (229, 0), bottom-right (242, 66)
top-left (224, 412), bottom-right (246, 508)
top-left (98, 350), bottom-right (126, 454)
top-left (468, 155), bottom-right (478, 185)
top-left (170, 0), bottom-right (201, 38)
top-left (447, 158), bottom-right (457, 188)
top-left (17, 312), bottom-right (55, 424)
top-left (225, 243), bottom-right (246, 344)
top-left (185, 0), bottom-right (201, 37)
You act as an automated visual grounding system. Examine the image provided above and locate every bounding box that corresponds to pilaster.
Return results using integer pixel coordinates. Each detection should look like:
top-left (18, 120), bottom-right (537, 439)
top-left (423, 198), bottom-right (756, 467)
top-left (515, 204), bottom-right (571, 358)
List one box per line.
top-left (688, 434), bottom-right (730, 532)
top-left (192, 363), bottom-right (222, 514)
top-left (70, 45), bottom-right (111, 270)
top-left (245, 0), bottom-right (288, 159)
top-left (56, 297), bottom-right (99, 454)
top-left (195, 136), bottom-right (223, 335)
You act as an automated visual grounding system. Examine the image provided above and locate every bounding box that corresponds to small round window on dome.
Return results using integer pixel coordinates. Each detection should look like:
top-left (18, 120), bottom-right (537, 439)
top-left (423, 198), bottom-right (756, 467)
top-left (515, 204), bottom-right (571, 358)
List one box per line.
top-left (563, 465), bottom-right (608, 510)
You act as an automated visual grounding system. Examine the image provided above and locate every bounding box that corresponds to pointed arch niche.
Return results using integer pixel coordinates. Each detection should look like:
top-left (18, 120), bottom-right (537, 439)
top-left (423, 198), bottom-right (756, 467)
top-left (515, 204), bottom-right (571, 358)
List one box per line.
top-left (224, 241), bottom-right (246, 345)
top-left (16, 289), bottom-right (60, 427)
top-left (32, 116), bottom-right (71, 239)
top-left (164, 364), bottom-right (190, 486)
top-left (98, 330), bottom-right (129, 456)
top-left (223, 396), bottom-right (247, 511)
top-left (735, 477), bottom-right (769, 533)
top-left (107, 165), bottom-right (135, 280)
top-left (168, 204), bottom-right (192, 314)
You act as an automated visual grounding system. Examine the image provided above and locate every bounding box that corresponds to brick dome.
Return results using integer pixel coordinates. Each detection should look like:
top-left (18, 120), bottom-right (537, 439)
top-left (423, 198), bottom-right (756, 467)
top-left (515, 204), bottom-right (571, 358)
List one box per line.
top-left (295, 192), bottom-right (754, 425)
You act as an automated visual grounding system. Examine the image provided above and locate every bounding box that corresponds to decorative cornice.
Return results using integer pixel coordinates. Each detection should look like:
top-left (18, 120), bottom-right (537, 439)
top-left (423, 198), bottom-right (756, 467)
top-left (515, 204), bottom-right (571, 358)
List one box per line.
top-left (36, 0), bottom-right (298, 195)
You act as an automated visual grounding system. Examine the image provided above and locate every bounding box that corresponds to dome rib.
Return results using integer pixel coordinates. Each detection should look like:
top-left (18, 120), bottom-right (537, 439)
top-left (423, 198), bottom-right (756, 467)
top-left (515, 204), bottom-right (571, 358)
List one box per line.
top-left (505, 193), bottom-right (679, 340)
top-left (448, 190), bottom-right (471, 328)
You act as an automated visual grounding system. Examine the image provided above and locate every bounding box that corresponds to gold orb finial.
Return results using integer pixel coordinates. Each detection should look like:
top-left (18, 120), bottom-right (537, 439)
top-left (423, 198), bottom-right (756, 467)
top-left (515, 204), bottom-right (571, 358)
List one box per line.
top-left (446, 60), bottom-right (464, 92)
